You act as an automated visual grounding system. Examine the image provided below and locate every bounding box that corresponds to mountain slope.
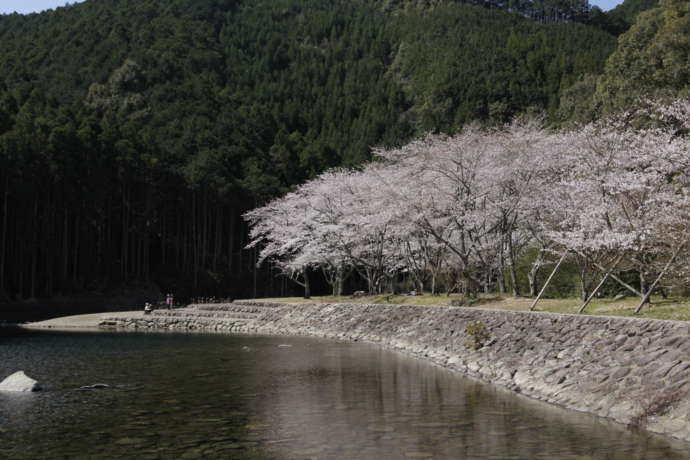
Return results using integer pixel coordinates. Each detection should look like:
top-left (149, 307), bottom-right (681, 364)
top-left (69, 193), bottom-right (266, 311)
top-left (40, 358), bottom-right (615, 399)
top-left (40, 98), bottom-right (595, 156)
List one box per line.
top-left (0, 0), bottom-right (617, 301)
top-left (608, 0), bottom-right (659, 27)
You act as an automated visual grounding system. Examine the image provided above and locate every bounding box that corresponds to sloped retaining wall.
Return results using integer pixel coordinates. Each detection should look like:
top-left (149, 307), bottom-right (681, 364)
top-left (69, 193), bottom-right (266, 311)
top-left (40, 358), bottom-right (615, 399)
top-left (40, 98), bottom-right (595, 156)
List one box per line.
top-left (108, 301), bottom-right (690, 443)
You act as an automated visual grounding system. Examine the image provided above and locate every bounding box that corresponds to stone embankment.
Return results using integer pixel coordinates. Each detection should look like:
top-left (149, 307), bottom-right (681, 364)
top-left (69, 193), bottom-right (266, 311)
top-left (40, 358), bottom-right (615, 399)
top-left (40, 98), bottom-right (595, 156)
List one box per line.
top-left (101, 303), bottom-right (271, 332)
top-left (105, 301), bottom-right (690, 443)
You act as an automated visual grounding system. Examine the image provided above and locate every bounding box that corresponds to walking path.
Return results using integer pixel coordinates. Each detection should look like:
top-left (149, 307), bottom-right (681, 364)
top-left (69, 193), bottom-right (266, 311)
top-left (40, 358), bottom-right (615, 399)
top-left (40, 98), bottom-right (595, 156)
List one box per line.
top-left (22, 311), bottom-right (143, 330)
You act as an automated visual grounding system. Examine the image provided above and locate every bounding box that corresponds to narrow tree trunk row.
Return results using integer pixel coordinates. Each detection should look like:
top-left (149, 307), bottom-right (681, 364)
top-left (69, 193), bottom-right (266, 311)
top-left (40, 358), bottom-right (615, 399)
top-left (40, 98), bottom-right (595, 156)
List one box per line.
top-left (0, 178), bottom-right (273, 301)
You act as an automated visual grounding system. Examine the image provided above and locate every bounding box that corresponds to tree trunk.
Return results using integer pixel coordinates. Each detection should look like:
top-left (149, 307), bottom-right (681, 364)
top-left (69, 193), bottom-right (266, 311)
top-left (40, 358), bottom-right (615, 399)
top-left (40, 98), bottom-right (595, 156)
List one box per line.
top-left (228, 209), bottom-right (235, 273)
top-left (121, 185), bottom-right (128, 281)
top-left (0, 179), bottom-right (8, 295)
top-left (17, 236), bottom-right (24, 300)
top-left (507, 235), bottom-right (521, 296)
top-left (201, 192), bottom-right (208, 274)
top-left (213, 206), bottom-right (221, 270)
top-left (238, 218), bottom-right (243, 280)
top-left (528, 271), bottom-right (537, 297)
top-left (105, 197), bottom-right (112, 286)
top-left (580, 266), bottom-right (589, 301)
top-left (62, 208), bottom-right (69, 282)
top-left (252, 246), bottom-right (258, 298)
top-left (528, 249), bottom-right (546, 297)
top-left (144, 185), bottom-right (152, 281)
top-left (576, 251), bottom-right (642, 297)
top-left (497, 247), bottom-right (506, 294)
top-left (161, 211), bottom-right (166, 267)
top-left (30, 196), bottom-right (38, 299)
top-left (635, 241), bottom-right (686, 313)
top-left (508, 262), bottom-right (519, 296)
top-left (45, 195), bottom-right (54, 297)
top-left (331, 276), bottom-right (338, 297)
top-left (303, 266), bottom-right (310, 299)
top-left (175, 210), bottom-right (181, 270)
top-left (336, 267), bottom-right (344, 296)
top-left (192, 192), bottom-right (199, 288)
top-left (365, 267), bottom-right (374, 294)
top-left (639, 270), bottom-right (647, 306)
top-left (72, 215), bottom-right (80, 285)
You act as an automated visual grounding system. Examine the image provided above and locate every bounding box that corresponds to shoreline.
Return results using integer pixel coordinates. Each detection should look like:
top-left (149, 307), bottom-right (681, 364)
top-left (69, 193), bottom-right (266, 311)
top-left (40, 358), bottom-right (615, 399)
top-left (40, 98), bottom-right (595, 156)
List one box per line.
top-left (20, 301), bottom-right (690, 445)
top-left (21, 311), bottom-right (144, 330)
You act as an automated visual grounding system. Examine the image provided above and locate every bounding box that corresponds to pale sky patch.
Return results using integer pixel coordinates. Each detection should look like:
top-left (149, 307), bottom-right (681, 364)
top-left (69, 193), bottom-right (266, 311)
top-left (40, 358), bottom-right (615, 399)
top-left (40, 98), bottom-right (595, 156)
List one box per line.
top-left (2, 0), bottom-right (625, 15)
top-left (0, 1), bottom-right (86, 15)
top-left (590, 0), bottom-right (624, 11)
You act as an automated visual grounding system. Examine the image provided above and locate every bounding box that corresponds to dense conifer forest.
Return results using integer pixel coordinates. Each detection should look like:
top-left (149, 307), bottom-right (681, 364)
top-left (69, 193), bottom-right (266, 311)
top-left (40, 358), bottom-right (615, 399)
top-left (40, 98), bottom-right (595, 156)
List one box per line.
top-left (0, 0), bottom-right (669, 302)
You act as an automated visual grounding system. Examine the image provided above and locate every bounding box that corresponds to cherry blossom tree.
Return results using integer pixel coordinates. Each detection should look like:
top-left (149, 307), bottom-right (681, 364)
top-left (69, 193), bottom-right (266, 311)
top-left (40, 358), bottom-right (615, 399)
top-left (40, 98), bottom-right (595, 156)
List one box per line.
top-left (538, 100), bottom-right (690, 307)
top-left (244, 188), bottom-right (317, 298)
top-left (245, 99), bottom-right (690, 307)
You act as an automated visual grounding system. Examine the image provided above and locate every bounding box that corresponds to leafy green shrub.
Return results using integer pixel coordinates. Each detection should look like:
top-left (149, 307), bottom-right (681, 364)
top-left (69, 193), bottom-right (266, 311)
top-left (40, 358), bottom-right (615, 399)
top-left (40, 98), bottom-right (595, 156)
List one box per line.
top-left (465, 321), bottom-right (491, 350)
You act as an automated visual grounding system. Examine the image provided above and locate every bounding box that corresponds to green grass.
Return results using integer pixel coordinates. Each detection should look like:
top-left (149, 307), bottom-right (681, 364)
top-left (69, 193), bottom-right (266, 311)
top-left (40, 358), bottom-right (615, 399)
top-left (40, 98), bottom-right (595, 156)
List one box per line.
top-left (255, 293), bottom-right (690, 321)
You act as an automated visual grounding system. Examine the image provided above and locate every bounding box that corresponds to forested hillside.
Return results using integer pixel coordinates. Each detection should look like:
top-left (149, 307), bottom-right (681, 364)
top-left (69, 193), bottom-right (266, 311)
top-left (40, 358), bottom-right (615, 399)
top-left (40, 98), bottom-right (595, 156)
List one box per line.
top-left (607, 0), bottom-right (659, 30)
top-left (0, 0), bottom-right (622, 302)
top-left (559, 0), bottom-right (688, 123)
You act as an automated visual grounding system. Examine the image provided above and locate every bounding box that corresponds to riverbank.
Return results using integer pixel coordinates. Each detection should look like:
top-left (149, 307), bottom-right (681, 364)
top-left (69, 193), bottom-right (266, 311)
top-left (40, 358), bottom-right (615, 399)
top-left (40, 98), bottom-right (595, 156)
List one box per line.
top-left (28, 301), bottom-right (690, 444)
top-left (23, 311), bottom-right (143, 330)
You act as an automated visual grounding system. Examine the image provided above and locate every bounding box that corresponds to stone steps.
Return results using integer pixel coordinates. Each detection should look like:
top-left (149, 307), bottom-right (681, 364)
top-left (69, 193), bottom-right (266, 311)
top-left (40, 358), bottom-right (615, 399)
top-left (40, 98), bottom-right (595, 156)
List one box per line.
top-left (151, 308), bottom-right (258, 320)
top-left (102, 300), bottom-right (287, 333)
top-left (189, 302), bottom-right (279, 314)
top-left (108, 315), bottom-right (254, 333)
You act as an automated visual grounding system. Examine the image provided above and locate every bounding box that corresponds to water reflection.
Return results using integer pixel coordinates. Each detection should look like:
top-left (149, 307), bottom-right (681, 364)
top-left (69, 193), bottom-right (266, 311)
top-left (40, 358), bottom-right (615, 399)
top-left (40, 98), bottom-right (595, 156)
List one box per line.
top-left (245, 340), bottom-right (687, 459)
top-left (0, 329), bottom-right (687, 459)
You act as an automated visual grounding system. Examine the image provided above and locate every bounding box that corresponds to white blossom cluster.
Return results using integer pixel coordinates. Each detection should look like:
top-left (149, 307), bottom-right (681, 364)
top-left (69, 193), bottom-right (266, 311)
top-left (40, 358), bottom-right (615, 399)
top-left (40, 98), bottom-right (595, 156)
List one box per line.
top-left (245, 100), bottom-right (690, 297)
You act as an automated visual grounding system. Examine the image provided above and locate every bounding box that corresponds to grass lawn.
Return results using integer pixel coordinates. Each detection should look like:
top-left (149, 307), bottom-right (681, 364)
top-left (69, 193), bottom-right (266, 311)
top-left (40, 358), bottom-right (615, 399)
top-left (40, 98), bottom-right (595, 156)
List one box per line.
top-left (255, 293), bottom-right (690, 321)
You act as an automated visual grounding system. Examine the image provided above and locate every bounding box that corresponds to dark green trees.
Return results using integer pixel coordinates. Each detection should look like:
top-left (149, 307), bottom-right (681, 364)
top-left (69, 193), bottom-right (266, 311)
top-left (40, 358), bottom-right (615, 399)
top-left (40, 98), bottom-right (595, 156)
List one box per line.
top-left (0, 0), bottom-right (620, 301)
top-left (594, 0), bottom-right (690, 111)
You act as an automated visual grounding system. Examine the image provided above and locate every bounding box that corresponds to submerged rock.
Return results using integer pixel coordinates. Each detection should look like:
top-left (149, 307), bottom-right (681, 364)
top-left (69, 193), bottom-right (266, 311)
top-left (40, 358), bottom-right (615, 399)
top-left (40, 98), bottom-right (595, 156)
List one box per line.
top-left (0, 371), bottom-right (41, 392)
top-left (78, 383), bottom-right (110, 391)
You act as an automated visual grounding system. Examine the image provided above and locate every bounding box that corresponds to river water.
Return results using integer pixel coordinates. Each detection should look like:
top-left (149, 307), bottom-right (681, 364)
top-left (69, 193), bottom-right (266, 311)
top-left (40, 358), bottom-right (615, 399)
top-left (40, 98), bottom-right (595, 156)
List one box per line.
top-left (0, 329), bottom-right (688, 459)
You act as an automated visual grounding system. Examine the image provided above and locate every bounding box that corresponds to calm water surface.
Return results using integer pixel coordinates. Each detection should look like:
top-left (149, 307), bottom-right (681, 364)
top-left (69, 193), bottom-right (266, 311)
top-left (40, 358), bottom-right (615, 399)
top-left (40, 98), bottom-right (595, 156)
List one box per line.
top-left (0, 329), bottom-right (688, 459)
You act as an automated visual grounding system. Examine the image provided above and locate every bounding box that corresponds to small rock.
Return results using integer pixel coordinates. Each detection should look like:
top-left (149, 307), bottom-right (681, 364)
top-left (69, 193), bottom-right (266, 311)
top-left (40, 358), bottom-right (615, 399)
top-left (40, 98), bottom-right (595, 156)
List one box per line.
top-left (0, 371), bottom-right (41, 392)
top-left (611, 367), bottom-right (630, 380)
top-left (78, 383), bottom-right (110, 391)
top-left (654, 360), bottom-right (681, 379)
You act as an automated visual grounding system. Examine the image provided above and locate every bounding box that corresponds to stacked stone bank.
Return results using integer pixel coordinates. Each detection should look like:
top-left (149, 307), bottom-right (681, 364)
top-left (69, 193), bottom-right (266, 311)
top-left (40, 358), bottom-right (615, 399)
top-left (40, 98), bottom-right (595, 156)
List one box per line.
top-left (105, 301), bottom-right (690, 443)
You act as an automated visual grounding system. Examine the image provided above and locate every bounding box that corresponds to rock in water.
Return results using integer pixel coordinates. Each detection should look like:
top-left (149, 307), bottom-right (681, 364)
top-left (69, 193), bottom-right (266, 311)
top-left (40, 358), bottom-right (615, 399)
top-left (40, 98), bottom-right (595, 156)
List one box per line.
top-left (0, 371), bottom-right (41, 392)
top-left (78, 383), bottom-right (110, 391)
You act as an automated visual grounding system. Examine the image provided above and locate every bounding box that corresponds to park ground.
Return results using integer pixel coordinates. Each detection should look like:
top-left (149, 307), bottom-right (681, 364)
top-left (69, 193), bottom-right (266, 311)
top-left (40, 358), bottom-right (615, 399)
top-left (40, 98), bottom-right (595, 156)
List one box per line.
top-left (257, 294), bottom-right (690, 322)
